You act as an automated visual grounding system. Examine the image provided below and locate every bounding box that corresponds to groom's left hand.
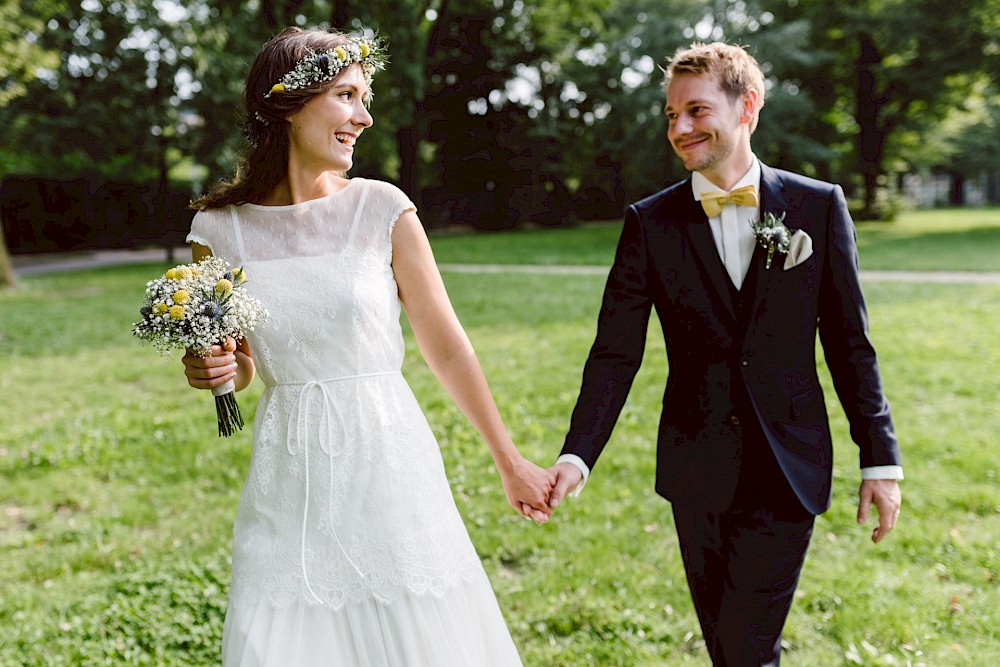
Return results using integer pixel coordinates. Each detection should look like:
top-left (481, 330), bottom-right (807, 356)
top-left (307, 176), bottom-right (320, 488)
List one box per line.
top-left (857, 479), bottom-right (901, 544)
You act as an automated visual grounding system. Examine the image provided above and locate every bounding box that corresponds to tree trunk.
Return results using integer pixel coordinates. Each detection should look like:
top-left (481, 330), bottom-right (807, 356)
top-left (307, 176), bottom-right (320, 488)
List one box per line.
top-left (949, 170), bottom-right (964, 205)
top-left (0, 229), bottom-right (16, 289)
top-left (261, 0), bottom-right (306, 29)
top-left (280, 0), bottom-right (306, 28)
top-left (261, 0), bottom-right (278, 29)
top-left (397, 126), bottom-right (418, 202)
top-left (330, 0), bottom-right (352, 30)
top-left (856, 33), bottom-right (887, 218)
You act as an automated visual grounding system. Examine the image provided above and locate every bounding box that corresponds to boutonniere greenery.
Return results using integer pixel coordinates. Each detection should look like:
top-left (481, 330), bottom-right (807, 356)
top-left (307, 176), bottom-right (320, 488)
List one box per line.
top-left (751, 211), bottom-right (791, 269)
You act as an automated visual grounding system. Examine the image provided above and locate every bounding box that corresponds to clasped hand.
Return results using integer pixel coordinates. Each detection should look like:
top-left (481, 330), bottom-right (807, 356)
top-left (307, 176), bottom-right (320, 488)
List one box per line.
top-left (503, 460), bottom-right (584, 524)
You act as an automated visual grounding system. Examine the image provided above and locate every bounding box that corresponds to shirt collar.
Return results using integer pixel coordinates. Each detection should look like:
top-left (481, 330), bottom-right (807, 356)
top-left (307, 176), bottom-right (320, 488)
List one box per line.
top-left (691, 157), bottom-right (761, 201)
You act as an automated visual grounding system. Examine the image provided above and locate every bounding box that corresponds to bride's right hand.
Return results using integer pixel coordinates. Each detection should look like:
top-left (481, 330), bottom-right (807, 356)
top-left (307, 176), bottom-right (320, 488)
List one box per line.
top-left (500, 455), bottom-right (556, 523)
top-left (182, 336), bottom-right (239, 390)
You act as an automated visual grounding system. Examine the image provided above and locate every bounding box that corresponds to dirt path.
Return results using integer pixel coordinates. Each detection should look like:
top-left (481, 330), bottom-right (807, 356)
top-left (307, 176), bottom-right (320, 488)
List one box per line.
top-left (438, 263), bottom-right (1000, 284)
top-left (11, 250), bottom-right (1000, 284)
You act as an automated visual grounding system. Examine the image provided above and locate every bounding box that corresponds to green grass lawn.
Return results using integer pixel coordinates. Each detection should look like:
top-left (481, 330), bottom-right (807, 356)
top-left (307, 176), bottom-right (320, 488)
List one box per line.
top-left (1, 209), bottom-right (998, 665)
top-left (428, 207), bottom-right (1000, 272)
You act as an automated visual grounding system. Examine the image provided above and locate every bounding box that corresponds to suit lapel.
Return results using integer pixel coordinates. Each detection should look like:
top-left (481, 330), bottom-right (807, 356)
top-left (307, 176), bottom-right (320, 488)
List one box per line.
top-left (746, 164), bottom-right (791, 324)
top-left (677, 189), bottom-right (738, 324)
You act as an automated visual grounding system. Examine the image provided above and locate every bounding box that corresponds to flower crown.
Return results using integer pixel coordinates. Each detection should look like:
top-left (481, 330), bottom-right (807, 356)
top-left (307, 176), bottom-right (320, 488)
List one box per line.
top-left (264, 35), bottom-right (387, 98)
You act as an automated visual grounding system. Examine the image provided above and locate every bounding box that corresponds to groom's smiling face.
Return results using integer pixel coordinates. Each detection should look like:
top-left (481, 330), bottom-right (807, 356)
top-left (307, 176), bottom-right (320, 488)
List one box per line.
top-left (665, 72), bottom-right (750, 181)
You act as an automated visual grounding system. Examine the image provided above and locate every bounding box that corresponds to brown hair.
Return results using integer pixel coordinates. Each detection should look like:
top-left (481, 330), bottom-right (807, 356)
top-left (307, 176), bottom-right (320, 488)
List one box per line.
top-left (191, 27), bottom-right (355, 210)
top-left (663, 42), bottom-right (766, 133)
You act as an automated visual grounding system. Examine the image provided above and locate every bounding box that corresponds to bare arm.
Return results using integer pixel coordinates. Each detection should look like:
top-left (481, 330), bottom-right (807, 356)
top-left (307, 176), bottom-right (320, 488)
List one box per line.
top-left (391, 212), bottom-right (554, 521)
top-left (181, 243), bottom-right (256, 392)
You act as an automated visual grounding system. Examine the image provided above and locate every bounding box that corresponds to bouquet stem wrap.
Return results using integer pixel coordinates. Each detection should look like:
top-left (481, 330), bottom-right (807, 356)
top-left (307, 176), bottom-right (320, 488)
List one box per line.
top-left (211, 379), bottom-right (245, 437)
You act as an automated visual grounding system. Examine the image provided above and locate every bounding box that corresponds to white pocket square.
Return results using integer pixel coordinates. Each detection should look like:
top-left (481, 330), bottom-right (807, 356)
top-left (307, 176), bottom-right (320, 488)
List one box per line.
top-left (784, 230), bottom-right (813, 270)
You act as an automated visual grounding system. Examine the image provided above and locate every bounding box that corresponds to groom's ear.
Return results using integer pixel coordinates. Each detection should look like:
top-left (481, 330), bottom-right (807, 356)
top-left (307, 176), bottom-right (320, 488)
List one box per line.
top-left (739, 89), bottom-right (758, 126)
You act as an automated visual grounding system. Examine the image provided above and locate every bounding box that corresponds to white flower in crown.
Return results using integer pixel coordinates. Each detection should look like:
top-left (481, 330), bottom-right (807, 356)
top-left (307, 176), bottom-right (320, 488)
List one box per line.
top-left (265, 35), bottom-right (387, 98)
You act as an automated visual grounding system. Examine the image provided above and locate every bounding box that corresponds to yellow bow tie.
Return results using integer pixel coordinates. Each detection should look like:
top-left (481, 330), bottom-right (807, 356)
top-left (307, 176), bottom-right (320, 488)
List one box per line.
top-left (699, 185), bottom-right (759, 217)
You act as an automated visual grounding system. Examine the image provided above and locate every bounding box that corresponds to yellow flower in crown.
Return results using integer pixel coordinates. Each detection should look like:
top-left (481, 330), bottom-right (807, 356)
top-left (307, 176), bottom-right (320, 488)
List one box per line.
top-left (263, 33), bottom-right (387, 98)
top-left (154, 302), bottom-right (169, 315)
top-left (165, 268), bottom-right (180, 280)
top-left (215, 278), bottom-right (234, 297)
top-left (232, 267), bottom-right (247, 284)
top-left (172, 289), bottom-right (190, 304)
top-left (177, 267), bottom-right (193, 280)
top-left (168, 304), bottom-right (186, 320)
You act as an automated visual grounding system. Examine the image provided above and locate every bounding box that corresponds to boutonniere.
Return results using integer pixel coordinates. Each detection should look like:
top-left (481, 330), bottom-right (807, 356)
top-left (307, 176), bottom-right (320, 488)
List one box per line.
top-left (750, 212), bottom-right (813, 270)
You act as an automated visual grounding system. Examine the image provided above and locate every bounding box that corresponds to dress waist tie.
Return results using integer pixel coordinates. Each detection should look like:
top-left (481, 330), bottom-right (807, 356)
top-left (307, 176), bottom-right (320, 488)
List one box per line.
top-left (276, 371), bottom-right (400, 604)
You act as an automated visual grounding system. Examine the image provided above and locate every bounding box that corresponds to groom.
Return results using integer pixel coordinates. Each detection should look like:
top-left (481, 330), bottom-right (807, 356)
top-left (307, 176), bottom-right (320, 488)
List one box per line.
top-left (548, 42), bottom-right (903, 666)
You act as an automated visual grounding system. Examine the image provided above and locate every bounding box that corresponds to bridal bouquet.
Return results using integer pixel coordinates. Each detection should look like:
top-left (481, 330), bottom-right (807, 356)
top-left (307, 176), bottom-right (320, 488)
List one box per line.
top-left (132, 257), bottom-right (269, 437)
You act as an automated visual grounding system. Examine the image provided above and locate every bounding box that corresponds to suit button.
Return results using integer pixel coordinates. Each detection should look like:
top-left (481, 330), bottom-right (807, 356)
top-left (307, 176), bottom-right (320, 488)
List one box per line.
top-left (728, 415), bottom-right (741, 427)
top-left (740, 358), bottom-right (749, 367)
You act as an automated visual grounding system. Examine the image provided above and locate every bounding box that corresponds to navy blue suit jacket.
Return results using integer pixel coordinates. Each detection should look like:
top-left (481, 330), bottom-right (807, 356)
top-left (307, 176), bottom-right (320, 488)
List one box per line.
top-left (561, 164), bottom-right (900, 515)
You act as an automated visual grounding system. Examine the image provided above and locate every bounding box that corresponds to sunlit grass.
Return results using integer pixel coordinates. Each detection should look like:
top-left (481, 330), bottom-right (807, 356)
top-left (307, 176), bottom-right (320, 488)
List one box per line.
top-left (2, 214), bottom-right (999, 664)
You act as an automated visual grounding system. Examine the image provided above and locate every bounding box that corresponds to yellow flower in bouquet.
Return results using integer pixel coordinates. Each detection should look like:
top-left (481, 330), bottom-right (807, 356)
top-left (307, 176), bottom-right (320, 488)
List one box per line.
top-left (215, 279), bottom-right (234, 297)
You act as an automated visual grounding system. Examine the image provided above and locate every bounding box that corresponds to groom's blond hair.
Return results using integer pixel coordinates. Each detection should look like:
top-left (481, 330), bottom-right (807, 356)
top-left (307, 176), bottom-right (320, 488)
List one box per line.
top-left (664, 42), bottom-right (766, 133)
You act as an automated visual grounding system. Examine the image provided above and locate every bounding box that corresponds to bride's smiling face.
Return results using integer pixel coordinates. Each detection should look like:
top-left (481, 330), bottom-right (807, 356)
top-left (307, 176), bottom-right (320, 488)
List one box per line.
top-left (286, 64), bottom-right (374, 174)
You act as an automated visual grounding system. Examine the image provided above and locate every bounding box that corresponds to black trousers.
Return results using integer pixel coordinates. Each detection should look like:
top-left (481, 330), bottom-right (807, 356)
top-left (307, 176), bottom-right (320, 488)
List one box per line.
top-left (671, 417), bottom-right (815, 667)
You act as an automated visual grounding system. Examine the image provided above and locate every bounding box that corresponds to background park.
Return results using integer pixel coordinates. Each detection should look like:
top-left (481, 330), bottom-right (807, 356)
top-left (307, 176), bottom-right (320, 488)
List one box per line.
top-left (1, 0), bottom-right (999, 665)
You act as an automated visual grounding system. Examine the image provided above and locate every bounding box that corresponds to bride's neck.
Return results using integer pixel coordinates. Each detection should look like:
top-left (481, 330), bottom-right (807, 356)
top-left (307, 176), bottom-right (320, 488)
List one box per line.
top-left (260, 172), bottom-right (350, 206)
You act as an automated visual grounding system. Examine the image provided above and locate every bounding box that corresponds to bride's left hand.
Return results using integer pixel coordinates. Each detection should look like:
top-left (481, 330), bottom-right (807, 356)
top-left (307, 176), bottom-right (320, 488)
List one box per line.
top-left (499, 456), bottom-right (555, 524)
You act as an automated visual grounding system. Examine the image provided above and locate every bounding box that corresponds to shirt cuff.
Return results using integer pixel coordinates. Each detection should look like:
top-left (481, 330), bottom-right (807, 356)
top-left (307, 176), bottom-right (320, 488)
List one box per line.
top-left (556, 453), bottom-right (590, 498)
top-left (861, 465), bottom-right (904, 480)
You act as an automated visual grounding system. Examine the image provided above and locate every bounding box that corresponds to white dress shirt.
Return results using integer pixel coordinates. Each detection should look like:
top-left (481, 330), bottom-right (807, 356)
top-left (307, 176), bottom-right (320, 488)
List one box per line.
top-left (557, 158), bottom-right (901, 497)
top-left (692, 161), bottom-right (760, 289)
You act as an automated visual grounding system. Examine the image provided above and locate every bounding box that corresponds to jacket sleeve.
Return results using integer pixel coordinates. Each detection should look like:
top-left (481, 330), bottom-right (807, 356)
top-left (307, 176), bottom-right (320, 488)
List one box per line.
top-left (817, 185), bottom-right (901, 468)
top-left (561, 205), bottom-right (653, 470)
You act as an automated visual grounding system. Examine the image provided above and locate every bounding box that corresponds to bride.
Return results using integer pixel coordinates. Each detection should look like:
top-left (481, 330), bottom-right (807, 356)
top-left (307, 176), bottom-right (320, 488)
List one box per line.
top-left (180, 25), bottom-right (552, 666)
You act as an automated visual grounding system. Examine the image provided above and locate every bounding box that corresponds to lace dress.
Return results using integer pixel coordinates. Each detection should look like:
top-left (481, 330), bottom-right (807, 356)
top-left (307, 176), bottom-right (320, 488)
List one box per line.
top-left (186, 178), bottom-right (523, 667)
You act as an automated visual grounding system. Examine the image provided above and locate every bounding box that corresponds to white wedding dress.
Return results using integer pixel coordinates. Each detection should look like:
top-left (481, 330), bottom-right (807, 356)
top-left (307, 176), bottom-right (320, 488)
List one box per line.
top-left (187, 178), bottom-right (523, 666)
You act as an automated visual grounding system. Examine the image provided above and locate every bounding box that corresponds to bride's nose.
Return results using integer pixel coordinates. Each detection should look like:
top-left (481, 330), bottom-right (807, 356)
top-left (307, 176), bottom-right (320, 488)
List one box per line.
top-left (353, 100), bottom-right (373, 129)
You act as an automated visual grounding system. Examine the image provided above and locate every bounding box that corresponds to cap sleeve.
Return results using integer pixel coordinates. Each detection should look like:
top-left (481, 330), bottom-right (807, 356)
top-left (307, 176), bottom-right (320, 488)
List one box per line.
top-left (365, 180), bottom-right (416, 234)
top-left (186, 209), bottom-right (219, 253)
top-left (389, 192), bottom-right (417, 234)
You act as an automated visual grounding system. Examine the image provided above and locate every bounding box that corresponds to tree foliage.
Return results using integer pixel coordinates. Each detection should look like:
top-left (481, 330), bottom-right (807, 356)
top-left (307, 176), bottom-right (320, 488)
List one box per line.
top-left (0, 0), bottom-right (64, 287)
top-left (760, 0), bottom-right (1000, 217)
top-left (0, 0), bottom-right (998, 251)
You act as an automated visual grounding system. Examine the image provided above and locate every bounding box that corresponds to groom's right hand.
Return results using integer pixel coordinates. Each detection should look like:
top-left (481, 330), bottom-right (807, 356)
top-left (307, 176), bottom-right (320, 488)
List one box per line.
top-left (548, 462), bottom-right (584, 508)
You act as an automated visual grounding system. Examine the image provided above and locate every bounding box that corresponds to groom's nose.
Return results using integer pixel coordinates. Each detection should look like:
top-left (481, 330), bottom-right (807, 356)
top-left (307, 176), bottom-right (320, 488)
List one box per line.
top-left (670, 112), bottom-right (693, 136)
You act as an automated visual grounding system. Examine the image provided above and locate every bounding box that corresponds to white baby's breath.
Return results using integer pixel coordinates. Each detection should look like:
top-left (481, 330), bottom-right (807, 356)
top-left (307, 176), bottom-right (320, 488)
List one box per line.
top-left (132, 257), bottom-right (269, 357)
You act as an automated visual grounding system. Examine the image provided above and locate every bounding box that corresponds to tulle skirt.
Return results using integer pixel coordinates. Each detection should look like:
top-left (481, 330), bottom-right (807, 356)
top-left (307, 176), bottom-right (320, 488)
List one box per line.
top-left (221, 565), bottom-right (523, 667)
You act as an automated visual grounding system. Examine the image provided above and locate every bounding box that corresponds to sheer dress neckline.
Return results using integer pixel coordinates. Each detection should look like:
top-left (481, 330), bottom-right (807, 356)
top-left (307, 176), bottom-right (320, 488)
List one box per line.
top-left (242, 177), bottom-right (363, 211)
